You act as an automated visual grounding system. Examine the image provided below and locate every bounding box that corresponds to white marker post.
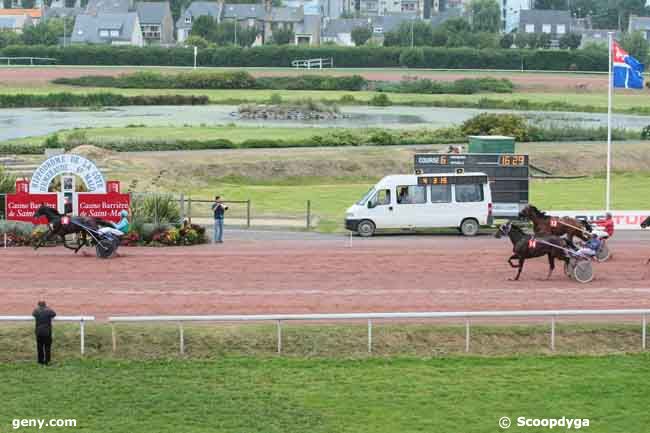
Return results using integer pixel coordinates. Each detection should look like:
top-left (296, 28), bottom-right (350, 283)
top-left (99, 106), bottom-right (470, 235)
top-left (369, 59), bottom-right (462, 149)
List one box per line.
top-left (193, 46), bottom-right (198, 70)
top-left (606, 32), bottom-right (613, 212)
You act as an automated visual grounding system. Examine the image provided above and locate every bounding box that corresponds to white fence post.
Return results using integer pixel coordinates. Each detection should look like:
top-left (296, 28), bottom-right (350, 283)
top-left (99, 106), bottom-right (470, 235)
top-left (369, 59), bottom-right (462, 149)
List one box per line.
top-left (367, 319), bottom-right (372, 353)
top-left (80, 318), bottom-right (86, 356)
top-left (550, 316), bottom-right (556, 352)
top-left (277, 320), bottom-right (282, 354)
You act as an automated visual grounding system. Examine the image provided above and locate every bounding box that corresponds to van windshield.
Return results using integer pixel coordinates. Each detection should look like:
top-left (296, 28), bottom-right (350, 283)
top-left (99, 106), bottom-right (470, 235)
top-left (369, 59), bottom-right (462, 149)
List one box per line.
top-left (357, 187), bottom-right (376, 205)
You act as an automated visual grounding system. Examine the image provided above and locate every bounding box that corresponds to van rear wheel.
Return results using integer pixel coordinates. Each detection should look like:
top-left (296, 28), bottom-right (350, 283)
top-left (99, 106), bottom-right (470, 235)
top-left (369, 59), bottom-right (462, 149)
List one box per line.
top-left (460, 218), bottom-right (479, 236)
top-left (357, 220), bottom-right (376, 237)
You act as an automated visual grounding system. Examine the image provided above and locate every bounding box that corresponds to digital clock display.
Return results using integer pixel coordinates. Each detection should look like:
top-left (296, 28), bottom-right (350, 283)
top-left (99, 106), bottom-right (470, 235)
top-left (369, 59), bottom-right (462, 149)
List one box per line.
top-left (419, 176), bottom-right (449, 185)
top-left (499, 155), bottom-right (527, 166)
top-left (418, 175), bottom-right (488, 185)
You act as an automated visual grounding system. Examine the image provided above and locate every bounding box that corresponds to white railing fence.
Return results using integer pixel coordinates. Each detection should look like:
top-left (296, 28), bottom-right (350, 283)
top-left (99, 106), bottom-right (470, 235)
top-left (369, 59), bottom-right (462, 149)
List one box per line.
top-left (109, 309), bottom-right (650, 355)
top-left (0, 316), bottom-right (95, 355)
top-left (291, 57), bottom-right (334, 69)
top-left (0, 57), bottom-right (57, 65)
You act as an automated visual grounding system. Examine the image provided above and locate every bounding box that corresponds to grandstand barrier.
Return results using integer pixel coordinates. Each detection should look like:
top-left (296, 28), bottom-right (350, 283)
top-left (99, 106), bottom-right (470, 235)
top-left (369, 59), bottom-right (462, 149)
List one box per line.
top-left (0, 316), bottom-right (95, 355)
top-left (109, 309), bottom-right (650, 355)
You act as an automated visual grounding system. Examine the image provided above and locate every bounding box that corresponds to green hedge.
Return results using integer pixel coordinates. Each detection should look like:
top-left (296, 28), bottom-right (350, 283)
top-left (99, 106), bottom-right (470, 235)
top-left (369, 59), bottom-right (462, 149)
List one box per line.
top-left (0, 93), bottom-right (209, 108)
top-left (0, 45), bottom-right (609, 70)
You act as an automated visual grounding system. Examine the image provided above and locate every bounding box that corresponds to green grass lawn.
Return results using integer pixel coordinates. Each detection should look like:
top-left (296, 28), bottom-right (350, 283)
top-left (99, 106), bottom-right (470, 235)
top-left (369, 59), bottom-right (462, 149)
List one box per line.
top-left (1, 354), bottom-right (649, 433)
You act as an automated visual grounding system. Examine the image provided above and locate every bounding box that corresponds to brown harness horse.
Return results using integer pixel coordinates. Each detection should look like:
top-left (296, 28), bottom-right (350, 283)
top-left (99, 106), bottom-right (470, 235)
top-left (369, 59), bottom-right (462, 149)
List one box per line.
top-left (519, 205), bottom-right (592, 244)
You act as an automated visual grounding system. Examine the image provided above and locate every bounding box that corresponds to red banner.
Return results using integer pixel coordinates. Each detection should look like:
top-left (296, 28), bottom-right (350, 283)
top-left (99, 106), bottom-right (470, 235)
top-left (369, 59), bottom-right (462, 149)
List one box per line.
top-left (77, 193), bottom-right (130, 223)
top-left (6, 193), bottom-right (58, 224)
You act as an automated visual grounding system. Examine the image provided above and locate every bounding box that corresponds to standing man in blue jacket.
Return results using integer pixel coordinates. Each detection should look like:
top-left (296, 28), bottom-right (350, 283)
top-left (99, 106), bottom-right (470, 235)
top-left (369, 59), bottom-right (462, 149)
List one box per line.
top-left (211, 196), bottom-right (228, 243)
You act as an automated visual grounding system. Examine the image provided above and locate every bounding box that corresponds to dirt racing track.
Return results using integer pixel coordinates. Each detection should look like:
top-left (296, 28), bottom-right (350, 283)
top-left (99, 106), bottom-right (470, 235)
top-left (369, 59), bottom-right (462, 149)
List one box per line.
top-left (3, 235), bottom-right (650, 319)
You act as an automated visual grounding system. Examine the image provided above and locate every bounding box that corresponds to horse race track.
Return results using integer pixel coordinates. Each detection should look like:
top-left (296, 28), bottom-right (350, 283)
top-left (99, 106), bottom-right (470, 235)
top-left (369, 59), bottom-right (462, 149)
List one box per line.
top-left (3, 235), bottom-right (650, 319)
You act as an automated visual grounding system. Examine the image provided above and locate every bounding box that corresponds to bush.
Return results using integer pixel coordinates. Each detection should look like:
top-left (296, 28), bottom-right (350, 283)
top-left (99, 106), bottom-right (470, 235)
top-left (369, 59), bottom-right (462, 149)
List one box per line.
top-left (460, 113), bottom-right (530, 141)
top-left (140, 193), bottom-right (181, 225)
top-left (0, 93), bottom-right (209, 108)
top-left (0, 165), bottom-right (16, 193)
top-left (642, 125), bottom-right (650, 140)
top-left (399, 48), bottom-right (425, 68)
top-left (375, 77), bottom-right (513, 94)
top-left (44, 133), bottom-right (62, 148)
top-left (369, 93), bottom-right (392, 106)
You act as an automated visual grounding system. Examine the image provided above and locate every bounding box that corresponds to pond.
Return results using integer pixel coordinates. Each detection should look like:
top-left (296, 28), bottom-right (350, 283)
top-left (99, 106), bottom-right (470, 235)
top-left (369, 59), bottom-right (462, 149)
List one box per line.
top-left (1, 105), bottom-right (648, 141)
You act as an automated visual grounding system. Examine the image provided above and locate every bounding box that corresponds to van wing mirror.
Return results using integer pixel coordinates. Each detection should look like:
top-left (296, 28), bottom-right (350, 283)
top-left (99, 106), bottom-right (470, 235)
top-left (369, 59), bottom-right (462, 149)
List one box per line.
top-left (367, 201), bottom-right (375, 209)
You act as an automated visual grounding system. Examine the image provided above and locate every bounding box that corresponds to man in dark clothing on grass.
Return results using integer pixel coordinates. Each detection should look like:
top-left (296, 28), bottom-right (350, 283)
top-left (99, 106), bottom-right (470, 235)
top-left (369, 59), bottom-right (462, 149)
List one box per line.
top-left (32, 301), bottom-right (56, 365)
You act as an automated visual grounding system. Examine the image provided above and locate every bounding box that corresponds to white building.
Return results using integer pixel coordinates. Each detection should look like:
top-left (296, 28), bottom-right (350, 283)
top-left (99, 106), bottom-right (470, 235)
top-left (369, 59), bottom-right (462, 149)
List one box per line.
top-left (501, 0), bottom-right (531, 33)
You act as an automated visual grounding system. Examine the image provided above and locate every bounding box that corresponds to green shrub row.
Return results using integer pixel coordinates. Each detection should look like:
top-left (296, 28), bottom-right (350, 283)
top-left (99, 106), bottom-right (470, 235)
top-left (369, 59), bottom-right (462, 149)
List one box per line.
top-left (0, 45), bottom-right (608, 70)
top-left (55, 71), bottom-right (514, 95)
top-left (54, 71), bottom-right (258, 89)
top-left (0, 92), bottom-right (209, 108)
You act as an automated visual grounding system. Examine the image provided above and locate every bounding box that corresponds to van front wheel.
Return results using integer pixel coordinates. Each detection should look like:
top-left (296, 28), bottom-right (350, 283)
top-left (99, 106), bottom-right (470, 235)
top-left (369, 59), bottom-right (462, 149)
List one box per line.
top-left (357, 220), bottom-right (376, 237)
top-left (460, 218), bottom-right (479, 236)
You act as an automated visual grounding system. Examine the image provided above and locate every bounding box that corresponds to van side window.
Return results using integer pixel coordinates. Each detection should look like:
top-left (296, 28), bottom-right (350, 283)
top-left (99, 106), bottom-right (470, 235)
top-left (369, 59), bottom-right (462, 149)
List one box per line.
top-left (397, 185), bottom-right (426, 204)
top-left (455, 184), bottom-right (484, 203)
top-left (371, 189), bottom-right (391, 206)
top-left (430, 184), bottom-right (451, 203)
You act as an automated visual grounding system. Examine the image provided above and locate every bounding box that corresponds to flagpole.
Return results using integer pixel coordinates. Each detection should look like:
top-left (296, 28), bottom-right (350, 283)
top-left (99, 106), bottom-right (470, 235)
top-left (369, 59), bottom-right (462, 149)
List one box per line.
top-left (606, 31), bottom-right (613, 212)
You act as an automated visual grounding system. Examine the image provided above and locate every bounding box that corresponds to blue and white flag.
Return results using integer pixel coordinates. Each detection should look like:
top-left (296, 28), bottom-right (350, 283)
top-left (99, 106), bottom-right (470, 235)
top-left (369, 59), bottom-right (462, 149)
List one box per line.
top-left (612, 41), bottom-right (644, 89)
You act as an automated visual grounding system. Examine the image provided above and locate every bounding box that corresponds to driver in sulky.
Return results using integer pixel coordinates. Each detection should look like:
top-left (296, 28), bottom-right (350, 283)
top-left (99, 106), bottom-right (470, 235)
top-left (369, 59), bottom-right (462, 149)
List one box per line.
top-left (99, 210), bottom-right (130, 237)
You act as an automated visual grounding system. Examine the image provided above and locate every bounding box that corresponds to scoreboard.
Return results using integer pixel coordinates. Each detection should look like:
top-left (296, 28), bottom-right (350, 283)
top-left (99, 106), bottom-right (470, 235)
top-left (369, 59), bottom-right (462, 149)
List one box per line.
top-left (414, 153), bottom-right (529, 217)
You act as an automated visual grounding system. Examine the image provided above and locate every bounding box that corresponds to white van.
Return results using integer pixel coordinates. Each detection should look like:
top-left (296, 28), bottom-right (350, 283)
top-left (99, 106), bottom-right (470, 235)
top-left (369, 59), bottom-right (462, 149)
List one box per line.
top-left (345, 172), bottom-right (492, 237)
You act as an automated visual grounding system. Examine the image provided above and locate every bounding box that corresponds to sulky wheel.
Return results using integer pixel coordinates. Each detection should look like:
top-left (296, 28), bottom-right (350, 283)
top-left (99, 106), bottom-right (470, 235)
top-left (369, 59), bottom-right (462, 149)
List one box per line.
top-left (96, 237), bottom-right (119, 259)
top-left (572, 260), bottom-right (594, 284)
top-left (596, 244), bottom-right (610, 262)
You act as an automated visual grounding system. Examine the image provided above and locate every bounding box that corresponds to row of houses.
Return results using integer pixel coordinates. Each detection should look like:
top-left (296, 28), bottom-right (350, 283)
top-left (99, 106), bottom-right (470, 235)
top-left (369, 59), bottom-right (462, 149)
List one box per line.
top-left (2, 0), bottom-right (650, 47)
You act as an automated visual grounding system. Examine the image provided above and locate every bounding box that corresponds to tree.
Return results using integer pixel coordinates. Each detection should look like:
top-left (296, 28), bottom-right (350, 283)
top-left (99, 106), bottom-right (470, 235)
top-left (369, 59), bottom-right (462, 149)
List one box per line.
top-left (621, 30), bottom-right (650, 64)
top-left (439, 17), bottom-right (472, 34)
top-left (271, 27), bottom-right (294, 45)
top-left (0, 31), bottom-right (21, 49)
top-left (351, 25), bottom-right (372, 46)
top-left (185, 34), bottom-right (210, 48)
top-left (538, 33), bottom-right (552, 49)
top-left (21, 19), bottom-right (71, 45)
top-left (499, 33), bottom-right (514, 48)
top-left (559, 32), bottom-right (582, 49)
top-left (469, 0), bottom-right (501, 33)
top-left (190, 15), bottom-right (217, 40)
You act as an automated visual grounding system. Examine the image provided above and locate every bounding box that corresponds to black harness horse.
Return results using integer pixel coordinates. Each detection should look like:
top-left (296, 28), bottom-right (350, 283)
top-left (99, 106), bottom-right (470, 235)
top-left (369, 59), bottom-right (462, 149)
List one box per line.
top-left (33, 205), bottom-right (113, 254)
top-left (495, 221), bottom-right (570, 281)
top-left (642, 216), bottom-right (650, 264)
